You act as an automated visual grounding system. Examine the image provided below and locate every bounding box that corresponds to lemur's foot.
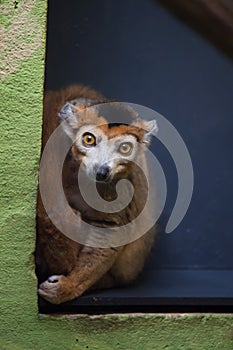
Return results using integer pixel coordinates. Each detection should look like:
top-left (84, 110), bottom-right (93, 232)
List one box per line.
top-left (38, 275), bottom-right (77, 304)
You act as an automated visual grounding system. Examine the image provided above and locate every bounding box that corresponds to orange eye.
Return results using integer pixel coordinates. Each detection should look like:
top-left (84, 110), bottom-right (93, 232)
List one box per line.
top-left (82, 133), bottom-right (96, 147)
top-left (118, 142), bottom-right (133, 155)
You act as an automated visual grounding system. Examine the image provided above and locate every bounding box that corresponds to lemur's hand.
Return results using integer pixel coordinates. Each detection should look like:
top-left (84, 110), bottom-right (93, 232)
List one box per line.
top-left (38, 275), bottom-right (77, 304)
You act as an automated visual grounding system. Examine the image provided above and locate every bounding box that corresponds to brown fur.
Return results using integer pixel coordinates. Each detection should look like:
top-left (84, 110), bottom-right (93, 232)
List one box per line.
top-left (36, 85), bottom-right (157, 304)
top-left (98, 124), bottom-right (146, 141)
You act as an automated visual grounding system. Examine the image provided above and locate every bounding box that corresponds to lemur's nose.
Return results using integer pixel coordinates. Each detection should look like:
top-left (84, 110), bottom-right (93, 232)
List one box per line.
top-left (96, 165), bottom-right (111, 182)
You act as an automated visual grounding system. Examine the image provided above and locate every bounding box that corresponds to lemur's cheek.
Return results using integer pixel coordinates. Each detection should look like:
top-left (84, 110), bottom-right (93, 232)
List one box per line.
top-left (71, 145), bottom-right (86, 163)
top-left (85, 166), bottom-right (98, 181)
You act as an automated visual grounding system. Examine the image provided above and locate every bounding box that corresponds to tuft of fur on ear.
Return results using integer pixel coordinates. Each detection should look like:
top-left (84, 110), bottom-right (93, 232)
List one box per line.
top-left (132, 118), bottom-right (158, 146)
top-left (58, 102), bottom-right (79, 140)
top-left (58, 102), bottom-right (78, 125)
top-left (142, 119), bottom-right (158, 145)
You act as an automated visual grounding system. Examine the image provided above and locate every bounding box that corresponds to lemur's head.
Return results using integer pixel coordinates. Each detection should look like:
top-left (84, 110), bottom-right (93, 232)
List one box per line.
top-left (59, 100), bottom-right (158, 182)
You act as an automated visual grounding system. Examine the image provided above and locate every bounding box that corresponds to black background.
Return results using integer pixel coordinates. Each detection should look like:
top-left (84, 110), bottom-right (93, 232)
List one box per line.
top-left (41, 0), bottom-right (233, 311)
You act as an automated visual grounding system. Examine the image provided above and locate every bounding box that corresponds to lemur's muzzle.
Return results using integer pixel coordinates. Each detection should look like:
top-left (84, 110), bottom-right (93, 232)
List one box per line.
top-left (96, 165), bottom-right (111, 182)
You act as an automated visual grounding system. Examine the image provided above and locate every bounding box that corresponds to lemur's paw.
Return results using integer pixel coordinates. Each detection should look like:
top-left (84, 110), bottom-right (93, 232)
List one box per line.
top-left (38, 275), bottom-right (75, 304)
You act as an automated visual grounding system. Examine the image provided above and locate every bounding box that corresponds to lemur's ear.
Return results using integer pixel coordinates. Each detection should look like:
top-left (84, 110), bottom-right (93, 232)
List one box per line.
top-left (143, 119), bottom-right (158, 145)
top-left (133, 119), bottom-right (158, 146)
top-left (58, 103), bottom-right (79, 140)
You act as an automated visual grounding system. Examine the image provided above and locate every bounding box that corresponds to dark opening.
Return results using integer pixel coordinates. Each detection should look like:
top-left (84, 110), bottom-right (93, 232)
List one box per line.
top-left (38, 0), bottom-right (233, 314)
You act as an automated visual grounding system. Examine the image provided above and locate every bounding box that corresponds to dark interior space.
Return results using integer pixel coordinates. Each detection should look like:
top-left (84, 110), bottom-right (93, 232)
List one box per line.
top-left (39, 0), bottom-right (233, 313)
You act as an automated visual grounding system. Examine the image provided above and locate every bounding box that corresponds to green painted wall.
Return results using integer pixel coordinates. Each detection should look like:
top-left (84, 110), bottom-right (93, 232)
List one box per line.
top-left (0, 1), bottom-right (233, 349)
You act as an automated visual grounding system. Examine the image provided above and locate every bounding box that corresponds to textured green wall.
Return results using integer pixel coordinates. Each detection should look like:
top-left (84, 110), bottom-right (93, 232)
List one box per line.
top-left (0, 1), bottom-right (233, 349)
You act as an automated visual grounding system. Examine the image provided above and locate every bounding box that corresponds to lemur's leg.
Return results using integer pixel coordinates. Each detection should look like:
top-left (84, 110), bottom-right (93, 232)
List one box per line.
top-left (38, 246), bottom-right (121, 304)
top-left (93, 230), bottom-right (156, 290)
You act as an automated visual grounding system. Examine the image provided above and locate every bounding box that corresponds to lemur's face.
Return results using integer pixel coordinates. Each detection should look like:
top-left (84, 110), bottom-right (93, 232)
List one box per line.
top-left (74, 124), bottom-right (139, 182)
top-left (59, 101), bottom-right (158, 182)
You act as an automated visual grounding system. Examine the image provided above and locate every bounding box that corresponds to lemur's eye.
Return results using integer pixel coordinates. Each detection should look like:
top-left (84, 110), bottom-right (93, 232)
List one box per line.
top-left (82, 132), bottom-right (96, 147)
top-left (118, 142), bottom-right (133, 155)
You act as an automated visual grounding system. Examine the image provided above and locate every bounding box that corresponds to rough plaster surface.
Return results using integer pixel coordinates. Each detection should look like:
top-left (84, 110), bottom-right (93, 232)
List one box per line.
top-left (0, 1), bottom-right (233, 349)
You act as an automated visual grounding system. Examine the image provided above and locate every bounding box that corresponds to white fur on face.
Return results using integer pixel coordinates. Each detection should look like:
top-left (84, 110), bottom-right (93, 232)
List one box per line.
top-left (74, 125), bottom-right (139, 179)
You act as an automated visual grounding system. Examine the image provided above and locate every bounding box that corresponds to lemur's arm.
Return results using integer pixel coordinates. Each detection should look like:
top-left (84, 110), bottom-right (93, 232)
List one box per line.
top-left (38, 246), bottom-right (121, 304)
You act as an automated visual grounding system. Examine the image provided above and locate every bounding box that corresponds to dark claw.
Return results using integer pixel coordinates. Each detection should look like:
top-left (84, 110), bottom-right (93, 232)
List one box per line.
top-left (48, 277), bottom-right (59, 283)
